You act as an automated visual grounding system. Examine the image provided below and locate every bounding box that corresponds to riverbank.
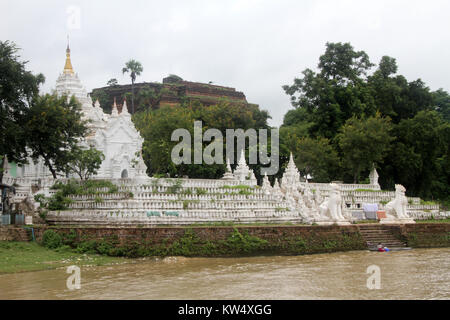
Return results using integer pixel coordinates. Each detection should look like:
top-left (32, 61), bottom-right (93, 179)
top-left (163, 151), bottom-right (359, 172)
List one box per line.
top-left (31, 222), bottom-right (450, 256)
top-left (0, 241), bottom-right (130, 274)
top-left (1, 222), bottom-right (448, 273)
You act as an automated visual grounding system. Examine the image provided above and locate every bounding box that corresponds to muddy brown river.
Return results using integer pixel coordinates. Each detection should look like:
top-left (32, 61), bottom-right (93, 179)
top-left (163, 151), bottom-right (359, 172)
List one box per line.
top-left (0, 248), bottom-right (448, 299)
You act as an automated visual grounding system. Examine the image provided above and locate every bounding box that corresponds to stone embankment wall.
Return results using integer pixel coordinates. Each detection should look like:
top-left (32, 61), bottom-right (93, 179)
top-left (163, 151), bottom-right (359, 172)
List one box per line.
top-left (398, 224), bottom-right (450, 248)
top-left (0, 227), bottom-right (31, 241)
top-left (3, 224), bottom-right (448, 256)
top-left (32, 225), bottom-right (367, 257)
top-left (26, 223), bottom-right (449, 257)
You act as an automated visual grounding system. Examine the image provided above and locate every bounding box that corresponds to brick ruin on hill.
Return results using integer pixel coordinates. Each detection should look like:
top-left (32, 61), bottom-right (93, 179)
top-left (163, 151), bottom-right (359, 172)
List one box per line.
top-left (90, 75), bottom-right (254, 114)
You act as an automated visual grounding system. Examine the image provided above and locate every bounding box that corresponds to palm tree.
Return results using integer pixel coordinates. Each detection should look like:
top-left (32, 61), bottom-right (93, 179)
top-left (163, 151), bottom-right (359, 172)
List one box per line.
top-left (122, 59), bottom-right (143, 114)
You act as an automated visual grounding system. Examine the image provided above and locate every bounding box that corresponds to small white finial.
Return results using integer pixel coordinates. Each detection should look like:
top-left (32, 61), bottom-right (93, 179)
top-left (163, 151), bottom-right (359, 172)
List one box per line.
top-left (121, 99), bottom-right (129, 115)
top-left (111, 97), bottom-right (118, 116)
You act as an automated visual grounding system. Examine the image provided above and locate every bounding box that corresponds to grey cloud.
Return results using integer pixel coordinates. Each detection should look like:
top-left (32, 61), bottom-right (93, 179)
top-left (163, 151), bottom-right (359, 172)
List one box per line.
top-left (1, 0), bottom-right (449, 126)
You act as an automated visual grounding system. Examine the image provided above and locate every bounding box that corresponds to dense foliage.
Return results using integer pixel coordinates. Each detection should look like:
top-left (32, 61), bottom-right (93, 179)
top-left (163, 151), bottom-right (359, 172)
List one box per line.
top-left (24, 94), bottom-right (89, 178)
top-left (0, 40), bottom-right (44, 180)
top-left (133, 101), bottom-right (271, 180)
top-left (0, 41), bottom-right (105, 181)
top-left (34, 179), bottom-right (119, 211)
top-left (65, 147), bottom-right (105, 180)
top-left (281, 42), bottom-right (450, 201)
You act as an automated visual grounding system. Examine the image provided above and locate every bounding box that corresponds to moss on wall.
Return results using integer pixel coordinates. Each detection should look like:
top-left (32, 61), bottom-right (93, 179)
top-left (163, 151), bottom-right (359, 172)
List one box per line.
top-left (34, 225), bottom-right (367, 258)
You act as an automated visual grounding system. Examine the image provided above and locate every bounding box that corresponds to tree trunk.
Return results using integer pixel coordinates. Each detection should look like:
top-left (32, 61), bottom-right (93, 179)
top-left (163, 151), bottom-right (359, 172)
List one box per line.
top-left (0, 156), bottom-right (4, 184)
top-left (131, 80), bottom-right (135, 114)
top-left (44, 157), bottom-right (57, 179)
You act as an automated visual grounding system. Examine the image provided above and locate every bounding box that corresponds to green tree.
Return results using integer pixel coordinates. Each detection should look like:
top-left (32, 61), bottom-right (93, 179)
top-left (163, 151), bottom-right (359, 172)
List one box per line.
top-left (283, 42), bottom-right (376, 139)
top-left (0, 40), bottom-right (44, 182)
top-left (132, 102), bottom-right (271, 179)
top-left (368, 56), bottom-right (434, 124)
top-left (432, 88), bottom-right (450, 122)
top-left (292, 137), bottom-right (338, 182)
top-left (336, 114), bottom-right (394, 183)
top-left (137, 87), bottom-right (170, 111)
top-left (24, 94), bottom-right (88, 178)
top-left (281, 41), bottom-right (450, 202)
top-left (66, 146), bottom-right (105, 180)
top-left (122, 59), bottom-right (143, 114)
top-left (107, 78), bottom-right (118, 86)
top-left (318, 42), bottom-right (374, 83)
top-left (382, 111), bottom-right (449, 199)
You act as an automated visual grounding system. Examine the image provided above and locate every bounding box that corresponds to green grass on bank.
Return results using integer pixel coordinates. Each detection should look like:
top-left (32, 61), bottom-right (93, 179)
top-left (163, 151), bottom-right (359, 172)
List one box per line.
top-left (0, 241), bottom-right (129, 274)
top-left (415, 218), bottom-right (450, 224)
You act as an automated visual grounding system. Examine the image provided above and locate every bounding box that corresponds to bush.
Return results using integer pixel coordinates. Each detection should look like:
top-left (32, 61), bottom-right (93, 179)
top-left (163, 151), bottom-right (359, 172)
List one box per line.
top-left (75, 240), bottom-right (98, 254)
top-left (42, 230), bottom-right (63, 249)
top-left (222, 228), bottom-right (268, 254)
top-left (40, 179), bottom-right (119, 211)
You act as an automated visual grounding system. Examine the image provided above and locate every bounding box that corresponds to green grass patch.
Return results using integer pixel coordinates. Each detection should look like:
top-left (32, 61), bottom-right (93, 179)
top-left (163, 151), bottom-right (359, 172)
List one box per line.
top-left (223, 185), bottom-right (252, 190)
top-left (415, 218), bottom-right (450, 223)
top-left (419, 200), bottom-right (439, 206)
top-left (0, 241), bottom-right (127, 274)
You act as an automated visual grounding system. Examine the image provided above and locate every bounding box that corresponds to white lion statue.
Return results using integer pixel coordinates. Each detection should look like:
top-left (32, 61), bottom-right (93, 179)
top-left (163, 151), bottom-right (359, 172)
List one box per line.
top-left (385, 184), bottom-right (409, 219)
top-left (319, 183), bottom-right (346, 221)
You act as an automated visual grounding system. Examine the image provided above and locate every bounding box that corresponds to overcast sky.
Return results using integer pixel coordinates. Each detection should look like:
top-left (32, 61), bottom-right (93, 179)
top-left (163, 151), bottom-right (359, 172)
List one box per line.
top-left (1, 0), bottom-right (450, 126)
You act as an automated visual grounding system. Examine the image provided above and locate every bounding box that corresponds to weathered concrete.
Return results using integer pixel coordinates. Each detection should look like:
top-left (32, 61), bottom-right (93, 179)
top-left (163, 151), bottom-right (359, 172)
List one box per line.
top-left (0, 226), bottom-right (31, 241)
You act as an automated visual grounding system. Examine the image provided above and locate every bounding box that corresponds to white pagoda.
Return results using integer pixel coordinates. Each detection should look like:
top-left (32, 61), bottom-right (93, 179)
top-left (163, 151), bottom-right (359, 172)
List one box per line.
top-left (5, 43), bottom-right (148, 180)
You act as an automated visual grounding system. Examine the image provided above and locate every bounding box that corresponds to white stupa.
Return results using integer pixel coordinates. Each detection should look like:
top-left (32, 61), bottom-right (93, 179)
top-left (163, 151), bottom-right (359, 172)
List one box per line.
top-left (6, 42), bottom-right (148, 180)
top-left (233, 150), bottom-right (256, 183)
top-left (281, 153), bottom-right (301, 191)
top-left (222, 158), bottom-right (235, 180)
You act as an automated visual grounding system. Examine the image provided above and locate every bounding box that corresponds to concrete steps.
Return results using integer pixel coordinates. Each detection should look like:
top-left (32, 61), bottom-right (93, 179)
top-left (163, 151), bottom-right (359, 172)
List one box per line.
top-left (358, 225), bottom-right (406, 249)
top-left (0, 226), bottom-right (32, 241)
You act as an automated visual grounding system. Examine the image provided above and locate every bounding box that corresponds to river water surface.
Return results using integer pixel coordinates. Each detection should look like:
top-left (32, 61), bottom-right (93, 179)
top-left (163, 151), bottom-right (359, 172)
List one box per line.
top-left (0, 248), bottom-right (449, 299)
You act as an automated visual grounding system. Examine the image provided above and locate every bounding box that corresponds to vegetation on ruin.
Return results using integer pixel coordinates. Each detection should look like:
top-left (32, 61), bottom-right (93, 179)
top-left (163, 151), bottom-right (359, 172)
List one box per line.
top-left (166, 178), bottom-right (183, 194)
top-left (34, 179), bottom-right (119, 211)
top-left (223, 184), bottom-right (252, 189)
top-left (415, 218), bottom-right (450, 224)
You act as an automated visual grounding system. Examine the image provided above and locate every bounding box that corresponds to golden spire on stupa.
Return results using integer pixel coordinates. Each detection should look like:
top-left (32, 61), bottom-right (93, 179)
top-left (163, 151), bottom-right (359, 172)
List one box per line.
top-left (63, 36), bottom-right (74, 75)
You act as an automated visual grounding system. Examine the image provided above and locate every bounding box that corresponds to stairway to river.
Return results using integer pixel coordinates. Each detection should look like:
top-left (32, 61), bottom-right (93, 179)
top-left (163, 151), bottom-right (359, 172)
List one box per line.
top-left (0, 226), bottom-right (32, 241)
top-left (358, 225), bottom-right (407, 250)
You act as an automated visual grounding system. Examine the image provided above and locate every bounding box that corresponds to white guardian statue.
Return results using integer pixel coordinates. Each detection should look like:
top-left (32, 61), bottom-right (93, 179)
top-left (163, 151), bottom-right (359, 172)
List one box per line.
top-left (381, 184), bottom-right (415, 224)
top-left (317, 183), bottom-right (350, 225)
